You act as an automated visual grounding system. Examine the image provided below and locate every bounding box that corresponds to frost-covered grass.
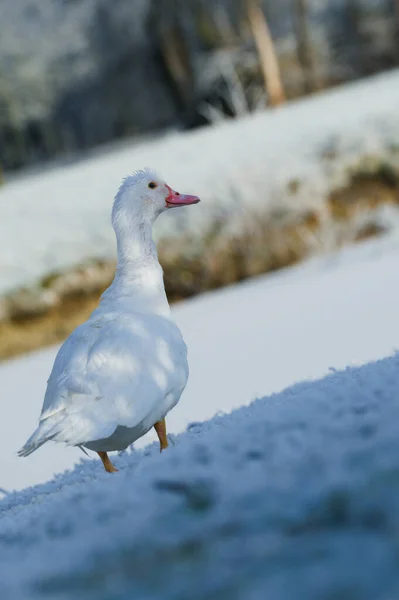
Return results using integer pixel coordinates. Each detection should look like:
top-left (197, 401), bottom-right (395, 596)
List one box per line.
top-left (0, 69), bottom-right (399, 311)
top-left (1, 354), bottom-right (399, 600)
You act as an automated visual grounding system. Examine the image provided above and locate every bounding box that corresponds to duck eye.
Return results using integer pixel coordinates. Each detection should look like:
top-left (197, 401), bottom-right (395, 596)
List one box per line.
top-left (148, 181), bottom-right (157, 190)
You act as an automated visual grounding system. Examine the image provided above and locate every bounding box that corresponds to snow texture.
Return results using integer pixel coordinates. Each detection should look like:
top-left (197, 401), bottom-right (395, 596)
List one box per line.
top-left (1, 69), bottom-right (399, 297)
top-left (1, 352), bottom-right (399, 600)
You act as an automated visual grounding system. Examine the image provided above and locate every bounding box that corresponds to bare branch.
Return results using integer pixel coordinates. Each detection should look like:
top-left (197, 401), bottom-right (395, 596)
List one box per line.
top-left (247, 0), bottom-right (286, 106)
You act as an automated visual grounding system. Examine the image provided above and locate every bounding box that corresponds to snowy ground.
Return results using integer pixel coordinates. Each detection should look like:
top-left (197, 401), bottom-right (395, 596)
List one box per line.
top-left (1, 352), bottom-right (399, 599)
top-left (2, 230), bottom-right (399, 492)
top-left (0, 69), bottom-right (399, 301)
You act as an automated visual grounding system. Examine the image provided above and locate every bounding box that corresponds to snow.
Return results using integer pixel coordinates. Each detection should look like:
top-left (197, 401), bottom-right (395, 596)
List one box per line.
top-left (2, 230), bottom-right (399, 493)
top-left (1, 69), bottom-right (399, 297)
top-left (1, 350), bottom-right (399, 599)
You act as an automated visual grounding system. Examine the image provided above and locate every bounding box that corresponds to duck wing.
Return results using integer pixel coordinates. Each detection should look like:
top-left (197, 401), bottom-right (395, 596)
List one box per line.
top-left (19, 314), bottom-right (187, 455)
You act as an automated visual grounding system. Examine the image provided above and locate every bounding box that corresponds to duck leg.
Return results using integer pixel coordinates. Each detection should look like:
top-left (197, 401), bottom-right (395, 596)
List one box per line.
top-left (154, 419), bottom-right (169, 452)
top-left (97, 451), bottom-right (118, 473)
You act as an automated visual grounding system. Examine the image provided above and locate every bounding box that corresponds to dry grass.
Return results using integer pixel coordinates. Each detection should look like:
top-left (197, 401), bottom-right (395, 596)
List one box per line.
top-left (0, 170), bottom-right (398, 361)
top-left (0, 294), bottom-right (101, 361)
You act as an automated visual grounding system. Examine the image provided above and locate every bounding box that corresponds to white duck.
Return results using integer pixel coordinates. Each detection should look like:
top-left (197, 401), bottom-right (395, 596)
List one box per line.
top-left (18, 168), bottom-right (200, 473)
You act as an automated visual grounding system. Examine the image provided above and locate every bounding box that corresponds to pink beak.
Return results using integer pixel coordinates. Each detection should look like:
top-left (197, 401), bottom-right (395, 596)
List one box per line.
top-left (165, 185), bottom-right (200, 208)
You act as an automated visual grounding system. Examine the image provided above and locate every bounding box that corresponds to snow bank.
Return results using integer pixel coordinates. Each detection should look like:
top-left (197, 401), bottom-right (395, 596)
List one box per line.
top-left (1, 354), bottom-right (399, 600)
top-left (1, 70), bottom-right (399, 300)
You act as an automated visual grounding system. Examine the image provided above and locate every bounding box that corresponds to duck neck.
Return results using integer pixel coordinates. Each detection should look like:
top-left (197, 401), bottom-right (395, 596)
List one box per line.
top-left (104, 216), bottom-right (170, 317)
top-left (116, 216), bottom-right (157, 265)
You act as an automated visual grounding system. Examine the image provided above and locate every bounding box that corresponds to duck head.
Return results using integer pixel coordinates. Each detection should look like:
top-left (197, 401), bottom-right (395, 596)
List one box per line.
top-left (112, 168), bottom-right (200, 226)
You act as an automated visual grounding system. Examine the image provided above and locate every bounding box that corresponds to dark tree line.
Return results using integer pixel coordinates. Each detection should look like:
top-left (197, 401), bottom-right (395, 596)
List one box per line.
top-left (0, 0), bottom-right (397, 173)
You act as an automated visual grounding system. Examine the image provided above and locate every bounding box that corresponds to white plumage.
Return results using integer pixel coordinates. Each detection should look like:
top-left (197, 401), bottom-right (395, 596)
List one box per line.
top-left (18, 168), bottom-right (200, 470)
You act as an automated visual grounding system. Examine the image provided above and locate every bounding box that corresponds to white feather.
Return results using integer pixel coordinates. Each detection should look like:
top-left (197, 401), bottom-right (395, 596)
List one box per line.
top-left (18, 169), bottom-right (190, 456)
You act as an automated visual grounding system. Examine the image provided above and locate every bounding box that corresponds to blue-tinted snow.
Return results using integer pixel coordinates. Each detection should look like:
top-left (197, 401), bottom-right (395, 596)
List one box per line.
top-left (1, 355), bottom-right (399, 599)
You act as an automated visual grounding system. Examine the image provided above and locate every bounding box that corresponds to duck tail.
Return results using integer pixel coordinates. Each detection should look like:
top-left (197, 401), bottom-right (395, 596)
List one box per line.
top-left (17, 418), bottom-right (61, 457)
top-left (17, 434), bottom-right (46, 457)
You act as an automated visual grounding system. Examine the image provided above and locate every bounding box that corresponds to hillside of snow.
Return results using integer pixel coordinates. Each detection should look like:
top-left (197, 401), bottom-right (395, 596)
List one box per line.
top-left (1, 353), bottom-right (399, 600)
top-left (2, 230), bottom-right (399, 492)
top-left (0, 69), bottom-right (399, 311)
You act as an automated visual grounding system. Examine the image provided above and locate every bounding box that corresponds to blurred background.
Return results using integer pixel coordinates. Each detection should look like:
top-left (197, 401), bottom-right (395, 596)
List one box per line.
top-left (1, 0), bottom-right (398, 172)
top-left (0, 0), bottom-right (398, 360)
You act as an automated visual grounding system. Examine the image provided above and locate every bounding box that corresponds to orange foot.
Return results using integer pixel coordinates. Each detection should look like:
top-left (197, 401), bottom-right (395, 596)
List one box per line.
top-left (154, 418), bottom-right (169, 452)
top-left (97, 451), bottom-right (119, 473)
